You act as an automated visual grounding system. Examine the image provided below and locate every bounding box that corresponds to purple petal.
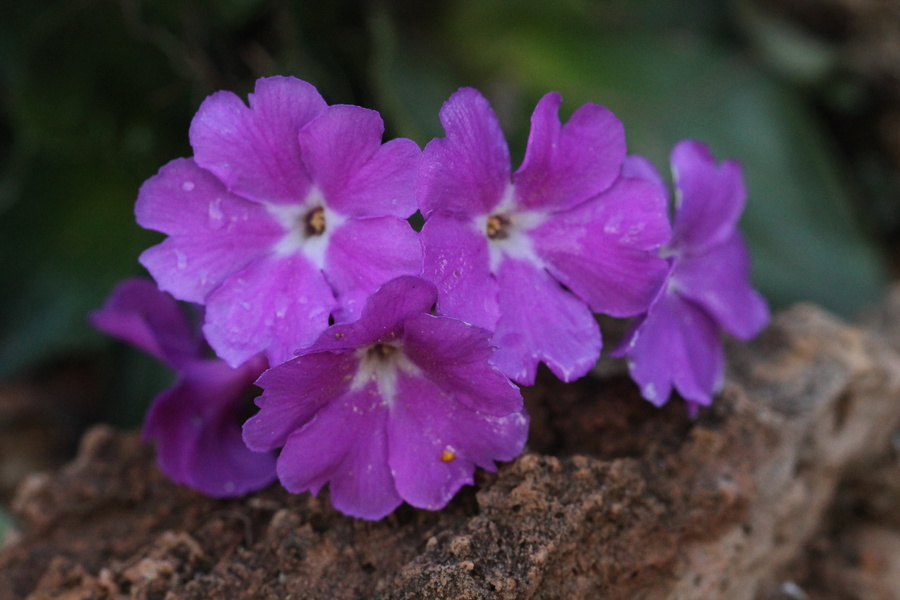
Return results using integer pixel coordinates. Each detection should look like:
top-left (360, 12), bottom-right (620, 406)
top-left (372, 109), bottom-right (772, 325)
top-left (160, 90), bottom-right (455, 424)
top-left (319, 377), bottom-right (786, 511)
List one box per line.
top-left (622, 154), bottom-right (667, 194)
top-left (420, 213), bottom-right (500, 330)
top-left (189, 76), bottom-right (326, 205)
top-left (669, 140), bottom-right (746, 252)
top-left (533, 176), bottom-right (671, 316)
top-left (89, 278), bottom-right (199, 368)
top-left (673, 232), bottom-right (770, 340)
top-left (388, 371), bottom-right (528, 510)
top-left (307, 275), bottom-right (439, 354)
top-left (491, 259), bottom-right (601, 385)
top-left (243, 350), bottom-right (360, 451)
top-left (203, 252), bottom-right (336, 367)
top-left (299, 106), bottom-right (419, 218)
top-left (143, 355), bottom-right (276, 497)
top-left (513, 93), bottom-right (625, 212)
top-left (277, 386), bottom-right (402, 520)
top-left (136, 158), bottom-right (284, 303)
top-left (324, 217), bottom-right (422, 323)
top-left (618, 290), bottom-right (724, 407)
top-left (402, 313), bottom-right (522, 416)
top-left (419, 87), bottom-right (510, 218)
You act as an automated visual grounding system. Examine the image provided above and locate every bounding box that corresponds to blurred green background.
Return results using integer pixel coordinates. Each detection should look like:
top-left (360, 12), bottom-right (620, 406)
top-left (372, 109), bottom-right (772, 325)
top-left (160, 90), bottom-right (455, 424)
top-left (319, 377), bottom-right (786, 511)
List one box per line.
top-left (0, 1), bottom-right (896, 532)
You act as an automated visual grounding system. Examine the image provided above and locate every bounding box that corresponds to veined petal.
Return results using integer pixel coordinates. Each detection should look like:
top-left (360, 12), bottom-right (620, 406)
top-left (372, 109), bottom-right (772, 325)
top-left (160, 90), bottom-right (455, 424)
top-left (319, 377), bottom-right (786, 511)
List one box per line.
top-left (670, 139), bottom-right (746, 252)
top-left (203, 252), bottom-right (336, 367)
top-left (277, 386), bottom-right (401, 520)
top-left (620, 291), bottom-right (723, 407)
top-left (674, 232), bottom-right (770, 340)
top-left (388, 371), bottom-right (528, 510)
top-left (143, 356), bottom-right (276, 498)
top-left (419, 88), bottom-right (510, 218)
top-left (189, 76), bottom-right (325, 205)
top-left (136, 158), bottom-right (284, 304)
top-left (299, 106), bottom-right (419, 218)
top-left (89, 278), bottom-right (199, 368)
top-left (491, 259), bottom-right (601, 385)
top-left (402, 313), bottom-right (522, 416)
top-left (533, 177), bottom-right (671, 317)
top-left (514, 93), bottom-right (625, 212)
top-left (324, 217), bottom-right (422, 323)
top-left (420, 213), bottom-right (499, 330)
top-left (243, 350), bottom-right (360, 451)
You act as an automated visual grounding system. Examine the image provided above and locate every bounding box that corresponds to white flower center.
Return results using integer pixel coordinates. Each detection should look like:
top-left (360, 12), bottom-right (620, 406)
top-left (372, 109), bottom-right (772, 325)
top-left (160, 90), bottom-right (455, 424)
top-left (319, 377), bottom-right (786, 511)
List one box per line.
top-left (350, 342), bottom-right (422, 406)
top-left (479, 185), bottom-right (546, 272)
top-left (269, 187), bottom-right (346, 269)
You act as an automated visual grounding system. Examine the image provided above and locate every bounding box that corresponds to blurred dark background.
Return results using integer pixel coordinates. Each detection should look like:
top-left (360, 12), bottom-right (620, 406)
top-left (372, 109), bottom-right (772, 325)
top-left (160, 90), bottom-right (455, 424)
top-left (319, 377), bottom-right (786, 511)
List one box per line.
top-left (2, 0), bottom-right (899, 534)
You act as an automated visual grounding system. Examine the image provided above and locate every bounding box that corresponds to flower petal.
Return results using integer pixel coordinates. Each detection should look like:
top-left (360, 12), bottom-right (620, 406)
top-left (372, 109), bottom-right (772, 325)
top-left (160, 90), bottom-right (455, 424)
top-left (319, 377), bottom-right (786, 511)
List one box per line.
top-left (514, 93), bottom-right (625, 212)
top-left (299, 106), bottom-right (419, 218)
top-left (136, 158), bottom-right (284, 303)
top-left (143, 356), bottom-right (276, 497)
top-left (189, 76), bottom-right (325, 205)
top-left (617, 290), bottom-right (723, 407)
top-left (420, 213), bottom-right (500, 330)
top-left (670, 139), bottom-right (746, 252)
top-left (203, 252), bottom-right (336, 367)
top-left (324, 217), bottom-right (422, 323)
top-left (89, 278), bottom-right (199, 367)
top-left (277, 386), bottom-right (401, 520)
top-left (674, 232), bottom-right (770, 340)
top-left (622, 154), bottom-right (667, 193)
top-left (419, 87), bottom-right (510, 218)
top-left (491, 259), bottom-right (601, 385)
top-left (532, 176), bottom-right (671, 316)
top-left (243, 350), bottom-right (360, 451)
top-left (402, 313), bottom-right (522, 416)
top-left (388, 371), bottom-right (528, 510)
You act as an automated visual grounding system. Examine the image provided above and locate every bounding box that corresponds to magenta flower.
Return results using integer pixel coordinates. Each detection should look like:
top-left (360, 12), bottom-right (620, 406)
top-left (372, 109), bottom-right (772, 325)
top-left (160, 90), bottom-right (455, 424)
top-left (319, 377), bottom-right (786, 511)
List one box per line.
top-left (614, 141), bottom-right (770, 412)
top-left (243, 276), bottom-right (528, 520)
top-left (90, 278), bottom-right (276, 497)
top-left (136, 76), bottom-right (422, 368)
top-left (418, 88), bottom-right (671, 385)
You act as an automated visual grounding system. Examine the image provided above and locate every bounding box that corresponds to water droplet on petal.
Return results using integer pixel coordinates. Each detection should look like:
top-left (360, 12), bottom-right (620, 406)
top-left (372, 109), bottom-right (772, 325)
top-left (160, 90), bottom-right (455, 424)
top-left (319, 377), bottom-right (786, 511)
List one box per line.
top-left (182, 181), bottom-right (195, 192)
top-left (208, 197), bottom-right (224, 229)
top-left (175, 249), bottom-right (187, 270)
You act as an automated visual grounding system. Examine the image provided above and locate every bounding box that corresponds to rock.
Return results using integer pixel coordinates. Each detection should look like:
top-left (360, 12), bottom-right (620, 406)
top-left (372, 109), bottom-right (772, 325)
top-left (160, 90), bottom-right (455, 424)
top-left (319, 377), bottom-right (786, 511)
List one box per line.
top-left (1, 297), bottom-right (900, 599)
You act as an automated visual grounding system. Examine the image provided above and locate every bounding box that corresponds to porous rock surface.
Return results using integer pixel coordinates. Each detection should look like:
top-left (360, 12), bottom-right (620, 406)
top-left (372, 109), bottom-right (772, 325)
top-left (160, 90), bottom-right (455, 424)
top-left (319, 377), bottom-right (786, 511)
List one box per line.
top-left (2, 296), bottom-right (900, 599)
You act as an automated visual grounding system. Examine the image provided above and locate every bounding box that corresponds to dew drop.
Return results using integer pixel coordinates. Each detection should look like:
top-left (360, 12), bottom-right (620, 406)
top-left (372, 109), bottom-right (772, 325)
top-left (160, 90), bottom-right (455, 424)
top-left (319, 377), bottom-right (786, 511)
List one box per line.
top-left (208, 198), bottom-right (224, 229)
top-left (182, 180), bottom-right (195, 192)
top-left (175, 249), bottom-right (187, 270)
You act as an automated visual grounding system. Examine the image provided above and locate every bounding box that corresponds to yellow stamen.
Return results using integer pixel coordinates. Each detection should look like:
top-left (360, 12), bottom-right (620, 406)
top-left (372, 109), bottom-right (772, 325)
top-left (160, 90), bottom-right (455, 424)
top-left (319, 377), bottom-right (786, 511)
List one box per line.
top-left (441, 448), bottom-right (456, 462)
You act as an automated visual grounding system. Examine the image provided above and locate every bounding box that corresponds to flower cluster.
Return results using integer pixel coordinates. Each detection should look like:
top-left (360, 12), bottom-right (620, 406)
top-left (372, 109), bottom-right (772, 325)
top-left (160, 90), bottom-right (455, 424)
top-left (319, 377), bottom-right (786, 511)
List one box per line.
top-left (92, 76), bottom-right (768, 519)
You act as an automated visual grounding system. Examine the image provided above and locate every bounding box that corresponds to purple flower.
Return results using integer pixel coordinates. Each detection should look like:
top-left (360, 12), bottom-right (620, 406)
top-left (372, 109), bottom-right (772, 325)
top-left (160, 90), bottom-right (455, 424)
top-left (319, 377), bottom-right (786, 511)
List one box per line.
top-left (136, 76), bottom-right (422, 368)
top-left (614, 140), bottom-right (770, 412)
top-left (90, 278), bottom-right (276, 497)
top-left (417, 88), bottom-right (671, 385)
top-left (243, 276), bottom-right (528, 520)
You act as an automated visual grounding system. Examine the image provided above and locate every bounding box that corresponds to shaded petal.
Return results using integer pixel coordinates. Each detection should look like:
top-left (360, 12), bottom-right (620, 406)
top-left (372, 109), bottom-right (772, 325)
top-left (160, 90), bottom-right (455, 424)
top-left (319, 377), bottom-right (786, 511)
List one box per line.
top-left (533, 177), bottom-right (671, 316)
top-left (203, 253), bottom-right (336, 367)
top-left (89, 278), bottom-right (199, 368)
top-left (299, 106), bottom-right (419, 218)
top-left (189, 76), bottom-right (325, 205)
top-left (674, 232), bottom-right (770, 340)
top-left (243, 350), bottom-right (359, 451)
top-left (402, 313), bottom-right (522, 416)
top-left (277, 385), bottom-right (401, 520)
top-left (388, 371), bottom-right (528, 510)
top-left (514, 93), bottom-right (625, 212)
top-left (143, 356), bottom-right (276, 497)
top-left (325, 217), bottom-right (422, 323)
top-left (617, 290), bottom-right (723, 407)
top-left (622, 154), bottom-right (667, 194)
top-left (419, 87), bottom-right (510, 218)
top-left (491, 259), bottom-right (601, 385)
top-left (420, 213), bottom-right (499, 330)
top-left (136, 158), bottom-right (284, 303)
top-left (670, 139), bottom-right (746, 252)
